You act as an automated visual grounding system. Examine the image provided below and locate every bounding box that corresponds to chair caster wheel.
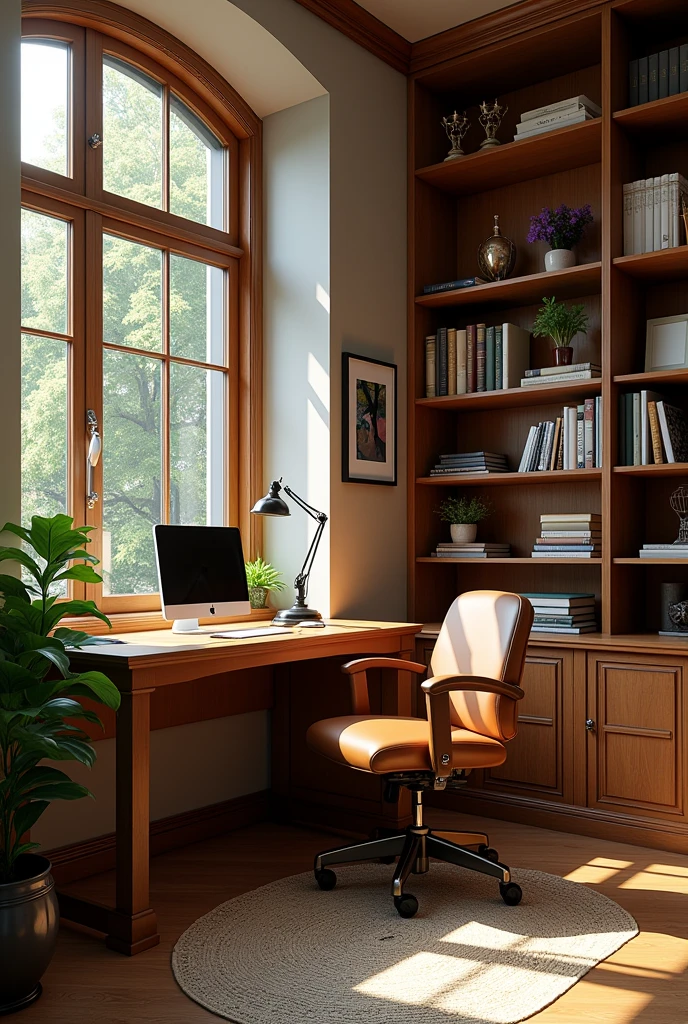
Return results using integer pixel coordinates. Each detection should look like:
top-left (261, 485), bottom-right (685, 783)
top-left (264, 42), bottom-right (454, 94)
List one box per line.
top-left (379, 856), bottom-right (396, 864)
top-left (315, 868), bottom-right (336, 891)
top-left (500, 882), bottom-right (522, 906)
top-left (478, 844), bottom-right (500, 863)
top-left (394, 894), bottom-right (419, 918)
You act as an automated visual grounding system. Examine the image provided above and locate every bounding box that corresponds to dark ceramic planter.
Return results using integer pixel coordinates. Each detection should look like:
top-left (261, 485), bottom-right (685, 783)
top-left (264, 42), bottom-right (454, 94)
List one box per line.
top-left (554, 346), bottom-right (574, 366)
top-left (0, 855), bottom-right (59, 1015)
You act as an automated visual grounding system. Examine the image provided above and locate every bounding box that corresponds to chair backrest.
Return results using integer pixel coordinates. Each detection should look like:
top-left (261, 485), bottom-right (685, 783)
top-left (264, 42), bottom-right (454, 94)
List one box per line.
top-left (430, 590), bottom-right (533, 742)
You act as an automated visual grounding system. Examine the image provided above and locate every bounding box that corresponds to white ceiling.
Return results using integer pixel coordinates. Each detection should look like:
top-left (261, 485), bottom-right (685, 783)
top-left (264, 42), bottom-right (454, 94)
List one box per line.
top-left (354, 0), bottom-right (522, 43)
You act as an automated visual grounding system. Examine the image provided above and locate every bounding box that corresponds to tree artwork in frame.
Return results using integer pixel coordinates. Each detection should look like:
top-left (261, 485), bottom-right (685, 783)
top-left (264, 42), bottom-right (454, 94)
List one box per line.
top-left (342, 353), bottom-right (397, 485)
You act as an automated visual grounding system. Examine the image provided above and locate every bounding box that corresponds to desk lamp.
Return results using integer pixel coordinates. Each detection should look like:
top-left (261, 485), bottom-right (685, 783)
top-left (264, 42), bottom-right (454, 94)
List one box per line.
top-left (250, 479), bottom-right (327, 625)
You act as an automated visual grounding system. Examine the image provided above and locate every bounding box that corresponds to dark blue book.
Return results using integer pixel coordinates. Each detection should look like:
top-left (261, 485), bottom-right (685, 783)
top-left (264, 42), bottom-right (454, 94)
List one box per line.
top-left (485, 326), bottom-right (495, 392)
top-left (659, 50), bottom-right (669, 99)
top-left (670, 47), bottom-right (680, 96)
top-left (422, 277), bottom-right (485, 294)
top-left (648, 53), bottom-right (659, 102)
top-left (629, 59), bottom-right (639, 106)
top-left (639, 56), bottom-right (649, 104)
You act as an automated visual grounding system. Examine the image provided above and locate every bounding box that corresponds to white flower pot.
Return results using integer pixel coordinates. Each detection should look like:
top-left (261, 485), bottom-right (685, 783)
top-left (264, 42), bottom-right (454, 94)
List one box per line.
top-left (544, 248), bottom-right (576, 272)
top-left (450, 523), bottom-right (477, 543)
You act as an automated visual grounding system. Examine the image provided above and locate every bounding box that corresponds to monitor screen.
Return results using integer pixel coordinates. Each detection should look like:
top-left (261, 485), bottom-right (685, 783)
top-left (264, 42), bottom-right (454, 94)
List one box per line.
top-left (153, 525), bottom-right (249, 615)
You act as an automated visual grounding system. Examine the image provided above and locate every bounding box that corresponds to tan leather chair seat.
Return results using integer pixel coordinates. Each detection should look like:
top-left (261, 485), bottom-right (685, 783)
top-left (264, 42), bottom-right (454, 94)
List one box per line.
top-left (307, 715), bottom-right (507, 774)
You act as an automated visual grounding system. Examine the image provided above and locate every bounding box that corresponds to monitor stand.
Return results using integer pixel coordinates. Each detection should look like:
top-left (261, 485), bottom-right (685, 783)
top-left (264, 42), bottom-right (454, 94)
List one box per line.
top-left (172, 618), bottom-right (203, 634)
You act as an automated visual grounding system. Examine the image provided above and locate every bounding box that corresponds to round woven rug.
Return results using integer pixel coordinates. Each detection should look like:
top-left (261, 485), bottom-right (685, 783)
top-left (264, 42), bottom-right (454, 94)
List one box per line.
top-left (172, 862), bottom-right (637, 1024)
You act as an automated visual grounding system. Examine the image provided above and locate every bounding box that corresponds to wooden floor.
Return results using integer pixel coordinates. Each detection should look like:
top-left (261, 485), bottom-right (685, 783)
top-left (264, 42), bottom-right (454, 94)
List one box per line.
top-left (23, 809), bottom-right (688, 1024)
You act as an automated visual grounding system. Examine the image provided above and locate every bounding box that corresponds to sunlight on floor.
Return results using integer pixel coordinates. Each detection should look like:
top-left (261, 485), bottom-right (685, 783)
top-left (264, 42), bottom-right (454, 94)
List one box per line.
top-left (567, 979), bottom-right (653, 1019)
top-left (620, 862), bottom-right (688, 895)
top-left (595, 931), bottom-right (688, 978)
top-left (564, 856), bottom-right (633, 884)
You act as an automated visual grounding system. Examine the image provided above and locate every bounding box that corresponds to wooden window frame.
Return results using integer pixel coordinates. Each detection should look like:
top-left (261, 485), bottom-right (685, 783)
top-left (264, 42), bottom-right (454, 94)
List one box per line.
top-left (21, 0), bottom-right (262, 628)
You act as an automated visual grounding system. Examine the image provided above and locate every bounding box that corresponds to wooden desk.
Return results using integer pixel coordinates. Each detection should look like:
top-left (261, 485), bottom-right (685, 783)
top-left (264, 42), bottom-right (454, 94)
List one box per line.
top-left (63, 619), bottom-right (420, 954)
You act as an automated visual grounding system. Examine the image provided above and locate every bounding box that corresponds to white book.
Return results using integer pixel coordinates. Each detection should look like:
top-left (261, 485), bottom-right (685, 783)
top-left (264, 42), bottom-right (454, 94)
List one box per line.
top-left (653, 176), bottom-right (662, 252)
top-left (640, 390), bottom-right (662, 465)
top-left (520, 94), bottom-right (602, 121)
top-left (657, 400), bottom-right (676, 462)
top-left (564, 406), bottom-right (576, 470)
top-left (669, 172), bottom-right (682, 248)
top-left (594, 395), bottom-right (602, 467)
top-left (514, 110), bottom-right (592, 141)
top-left (632, 179), bottom-right (645, 255)
top-left (584, 404), bottom-right (594, 468)
top-left (532, 551), bottom-right (597, 558)
top-left (516, 108), bottom-right (596, 134)
top-left (623, 183), bottom-right (633, 257)
top-left (576, 405), bottom-right (584, 469)
top-left (542, 531), bottom-right (601, 538)
top-left (645, 177), bottom-right (655, 253)
top-left (562, 407), bottom-right (570, 470)
top-left (518, 425), bottom-right (538, 472)
top-left (661, 172), bottom-right (670, 249)
top-left (521, 369), bottom-right (599, 385)
top-left (456, 329), bottom-right (467, 395)
top-left (502, 323), bottom-right (531, 389)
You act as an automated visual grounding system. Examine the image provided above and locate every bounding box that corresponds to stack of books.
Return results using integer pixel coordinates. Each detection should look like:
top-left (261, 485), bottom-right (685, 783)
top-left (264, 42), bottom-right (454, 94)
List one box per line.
top-left (425, 322), bottom-right (530, 397)
top-left (518, 399), bottom-right (603, 472)
top-left (640, 543), bottom-right (688, 560)
top-left (619, 393), bottom-right (688, 465)
top-left (622, 173), bottom-right (687, 255)
top-left (531, 513), bottom-right (601, 559)
top-left (422, 276), bottom-right (485, 295)
top-left (513, 95), bottom-right (601, 141)
top-left (429, 452), bottom-right (508, 477)
top-left (521, 362), bottom-right (600, 387)
top-left (432, 542), bottom-right (511, 560)
top-left (629, 48), bottom-right (688, 106)
top-left (522, 592), bottom-right (597, 634)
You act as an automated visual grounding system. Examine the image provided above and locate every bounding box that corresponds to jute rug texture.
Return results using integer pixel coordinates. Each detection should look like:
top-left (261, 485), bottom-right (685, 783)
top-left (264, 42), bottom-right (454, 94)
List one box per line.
top-left (172, 862), bottom-right (637, 1024)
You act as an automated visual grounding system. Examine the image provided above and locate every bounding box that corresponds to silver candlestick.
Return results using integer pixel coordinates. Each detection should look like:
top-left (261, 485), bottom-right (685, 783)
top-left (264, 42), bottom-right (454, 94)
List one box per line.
top-left (441, 110), bottom-right (470, 161)
top-left (478, 99), bottom-right (508, 149)
top-left (671, 486), bottom-right (688, 544)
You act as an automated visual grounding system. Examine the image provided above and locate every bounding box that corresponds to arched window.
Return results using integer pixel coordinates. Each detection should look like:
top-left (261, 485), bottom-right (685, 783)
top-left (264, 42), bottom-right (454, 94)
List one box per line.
top-left (20, 2), bottom-right (261, 619)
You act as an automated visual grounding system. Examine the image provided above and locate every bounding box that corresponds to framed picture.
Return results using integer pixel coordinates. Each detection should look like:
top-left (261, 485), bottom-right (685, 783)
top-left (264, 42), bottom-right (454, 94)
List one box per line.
top-left (342, 353), bottom-right (397, 485)
top-left (645, 313), bottom-right (688, 371)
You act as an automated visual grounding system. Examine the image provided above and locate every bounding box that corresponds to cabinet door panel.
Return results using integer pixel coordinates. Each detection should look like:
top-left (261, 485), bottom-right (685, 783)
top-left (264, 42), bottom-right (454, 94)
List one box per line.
top-left (588, 655), bottom-right (685, 819)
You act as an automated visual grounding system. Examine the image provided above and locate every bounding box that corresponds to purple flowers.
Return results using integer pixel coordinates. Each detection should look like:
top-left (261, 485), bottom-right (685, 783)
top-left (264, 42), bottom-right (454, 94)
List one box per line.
top-left (527, 204), bottom-right (593, 251)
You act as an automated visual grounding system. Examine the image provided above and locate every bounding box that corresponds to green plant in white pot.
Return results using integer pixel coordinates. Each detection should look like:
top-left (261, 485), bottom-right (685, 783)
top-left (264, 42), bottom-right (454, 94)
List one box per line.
top-left (244, 556), bottom-right (286, 609)
top-left (435, 496), bottom-right (493, 544)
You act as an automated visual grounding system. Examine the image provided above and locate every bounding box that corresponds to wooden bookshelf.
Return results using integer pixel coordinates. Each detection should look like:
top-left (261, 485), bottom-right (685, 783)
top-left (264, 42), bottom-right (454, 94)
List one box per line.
top-left (613, 90), bottom-right (688, 140)
top-left (416, 262), bottom-right (602, 309)
top-left (612, 246), bottom-right (688, 281)
top-left (417, 378), bottom-right (601, 412)
top-left (417, 469), bottom-right (602, 487)
top-left (613, 463), bottom-right (688, 477)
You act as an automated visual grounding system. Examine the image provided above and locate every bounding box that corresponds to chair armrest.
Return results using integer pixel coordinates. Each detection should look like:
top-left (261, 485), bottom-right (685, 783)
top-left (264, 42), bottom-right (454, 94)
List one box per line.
top-left (421, 674), bottom-right (524, 776)
top-left (341, 658), bottom-right (427, 714)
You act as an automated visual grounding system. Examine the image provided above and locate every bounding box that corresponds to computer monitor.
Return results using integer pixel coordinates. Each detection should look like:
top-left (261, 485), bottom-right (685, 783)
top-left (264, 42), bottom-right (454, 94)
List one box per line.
top-left (153, 525), bottom-right (250, 633)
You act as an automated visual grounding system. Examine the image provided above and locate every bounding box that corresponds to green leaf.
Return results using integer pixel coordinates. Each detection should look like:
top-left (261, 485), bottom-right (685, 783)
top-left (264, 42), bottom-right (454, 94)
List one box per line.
top-left (53, 628), bottom-right (111, 648)
top-left (0, 661), bottom-right (39, 694)
top-left (12, 800), bottom-right (49, 838)
top-left (0, 547), bottom-right (41, 580)
top-left (53, 564), bottom-right (103, 585)
top-left (11, 842), bottom-right (41, 859)
top-left (43, 600), bottom-right (111, 633)
top-left (55, 670), bottom-right (121, 710)
top-left (20, 782), bottom-right (91, 802)
top-left (16, 634), bottom-right (71, 677)
top-left (0, 523), bottom-right (32, 546)
top-left (0, 575), bottom-right (33, 603)
top-left (0, 598), bottom-right (43, 633)
top-left (20, 765), bottom-right (73, 789)
top-left (29, 514), bottom-right (84, 563)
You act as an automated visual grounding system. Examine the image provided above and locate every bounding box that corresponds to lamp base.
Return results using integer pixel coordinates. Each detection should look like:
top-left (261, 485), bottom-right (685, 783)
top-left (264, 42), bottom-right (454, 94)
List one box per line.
top-left (271, 604), bottom-right (322, 626)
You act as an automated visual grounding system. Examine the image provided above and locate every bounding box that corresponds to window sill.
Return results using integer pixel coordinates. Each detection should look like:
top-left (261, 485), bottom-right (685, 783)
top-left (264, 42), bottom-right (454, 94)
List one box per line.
top-left (63, 606), bottom-right (274, 636)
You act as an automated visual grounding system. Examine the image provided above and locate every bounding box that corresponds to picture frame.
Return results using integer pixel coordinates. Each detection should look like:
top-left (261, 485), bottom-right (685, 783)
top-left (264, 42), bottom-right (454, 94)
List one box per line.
top-left (645, 313), bottom-right (688, 372)
top-left (342, 353), bottom-right (397, 485)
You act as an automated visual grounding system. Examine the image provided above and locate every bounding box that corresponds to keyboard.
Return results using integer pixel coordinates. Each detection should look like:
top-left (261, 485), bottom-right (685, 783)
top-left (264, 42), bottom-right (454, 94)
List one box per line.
top-left (210, 626), bottom-right (292, 639)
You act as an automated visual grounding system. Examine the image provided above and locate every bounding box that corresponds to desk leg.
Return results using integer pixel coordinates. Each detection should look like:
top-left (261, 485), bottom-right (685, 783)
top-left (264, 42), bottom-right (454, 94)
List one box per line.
top-left (106, 687), bottom-right (159, 955)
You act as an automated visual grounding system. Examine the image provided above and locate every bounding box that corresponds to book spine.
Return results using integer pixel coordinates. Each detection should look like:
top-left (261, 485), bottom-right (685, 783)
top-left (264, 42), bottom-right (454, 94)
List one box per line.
top-left (584, 398), bottom-right (594, 469)
top-left (456, 329), bottom-right (467, 395)
top-left (632, 180), bottom-right (645, 254)
top-left (648, 52), bottom-right (659, 103)
top-left (550, 417), bottom-right (562, 471)
top-left (537, 422), bottom-right (554, 472)
top-left (516, 107), bottom-right (588, 132)
top-left (645, 176), bottom-right (655, 252)
top-left (629, 58), bottom-right (639, 106)
top-left (494, 325), bottom-right (503, 390)
top-left (556, 420), bottom-right (564, 470)
top-left (595, 395), bottom-right (601, 467)
top-left (485, 326), bottom-right (495, 391)
top-left (653, 176), bottom-right (662, 252)
top-left (476, 323), bottom-right (486, 392)
top-left (623, 183), bottom-right (633, 256)
top-left (521, 370), bottom-right (597, 385)
top-left (466, 325), bottom-right (476, 393)
top-left (521, 95), bottom-right (602, 121)
top-left (525, 362), bottom-right (598, 377)
top-left (514, 111), bottom-right (590, 139)
top-left (422, 278), bottom-right (484, 294)
top-left (438, 327), bottom-right (448, 396)
top-left (533, 545), bottom-right (598, 552)
top-left (641, 390), bottom-right (650, 465)
top-left (619, 393), bottom-right (626, 465)
top-left (625, 392), bottom-right (634, 466)
top-left (541, 531), bottom-right (601, 538)
top-left (531, 551), bottom-right (596, 558)
top-left (425, 336), bottom-right (436, 398)
top-left (669, 173), bottom-right (680, 248)
top-left (681, 44), bottom-right (688, 93)
top-left (518, 425), bottom-right (537, 473)
top-left (648, 400), bottom-right (664, 463)
top-left (659, 50), bottom-right (669, 99)
top-left (661, 172), bottom-right (670, 249)
top-left (670, 46), bottom-right (680, 96)
top-left (632, 392), bottom-right (641, 465)
top-left (638, 56), bottom-right (649, 104)
top-left (447, 328), bottom-right (457, 396)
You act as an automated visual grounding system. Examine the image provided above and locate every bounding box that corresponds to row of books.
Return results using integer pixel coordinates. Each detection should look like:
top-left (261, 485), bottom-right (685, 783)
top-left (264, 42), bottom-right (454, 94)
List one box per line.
top-left (521, 361), bottom-right (600, 388)
top-left (531, 514), bottom-right (601, 561)
top-left (513, 94), bottom-right (601, 142)
top-left (425, 323), bottom-right (530, 397)
top-left (629, 49), bottom-right (688, 107)
top-left (622, 174), bottom-right (687, 256)
top-left (429, 452), bottom-right (508, 477)
top-left (432, 542), bottom-right (510, 560)
top-left (618, 393), bottom-right (688, 466)
top-left (518, 399), bottom-right (603, 473)
top-left (522, 592), bottom-right (597, 634)
top-left (640, 543), bottom-right (688, 559)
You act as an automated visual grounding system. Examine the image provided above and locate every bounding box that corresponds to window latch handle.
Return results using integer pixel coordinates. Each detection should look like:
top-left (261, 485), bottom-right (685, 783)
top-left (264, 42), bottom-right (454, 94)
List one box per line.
top-left (86, 409), bottom-right (102, 509)
top-left (88, 133), bottom-right (102, 149)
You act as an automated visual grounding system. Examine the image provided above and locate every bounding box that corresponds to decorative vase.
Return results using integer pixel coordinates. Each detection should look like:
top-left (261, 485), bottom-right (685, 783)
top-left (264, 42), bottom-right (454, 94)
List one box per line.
top-left (477, 214), bottom-right (516, 281)
top-left (554, 346), bottom-right (574, 366)
top-left (248, 586), bottom-right (269, 610)
top-left (0, 855), bottom-right (59, 1014)
top-left (450, 523), bottom-right (477, 543)
top-left (544, 248), bottom-right (576, 272)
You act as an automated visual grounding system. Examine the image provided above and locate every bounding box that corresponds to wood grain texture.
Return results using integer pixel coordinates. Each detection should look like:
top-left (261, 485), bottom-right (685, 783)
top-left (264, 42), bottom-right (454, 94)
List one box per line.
top-left (613, 247), bottom-right (688, 281)
top-left (416, 263), bottom-right (602, 309)
top-left (416, 378), bottom-right (602, 413)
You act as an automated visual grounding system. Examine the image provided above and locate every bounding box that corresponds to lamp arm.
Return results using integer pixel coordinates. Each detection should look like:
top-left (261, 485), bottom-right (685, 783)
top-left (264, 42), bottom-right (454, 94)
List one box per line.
top-left (283, 486), bottom-right (327, 523)
top-left (282, 485), bottom-right (328, 604)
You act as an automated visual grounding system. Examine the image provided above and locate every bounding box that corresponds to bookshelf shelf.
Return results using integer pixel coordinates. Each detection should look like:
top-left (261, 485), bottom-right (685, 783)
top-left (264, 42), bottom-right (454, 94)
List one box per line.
top-left (417, 557), bottom-right (603, 565)
top-left (415, 119), bottom-right (602, 197)
top-left (417, 469), bottom-right (602, 486)
top-left (416, 262), bottom-right (602, 309)
top-left (613, 92), bottom-right (688, 140)
top-left (613, 463), bottom-right (688, 477)
top-left (612, 246), bottom-right (688, 281)
top-left (613, 368), bottom-right (688, 386)
top-left (614, 558), bottom-right (688, 565)
top-left (417, 378), bottom-right (601, 413)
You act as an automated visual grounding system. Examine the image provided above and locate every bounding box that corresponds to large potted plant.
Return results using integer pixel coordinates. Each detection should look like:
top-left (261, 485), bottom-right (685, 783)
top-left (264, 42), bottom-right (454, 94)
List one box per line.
top-left (0, 514), bottom-right (120, 1015)
top-left (532, 296), bottom-right (589, 367)
top-left (244, 556), bottom-right (286, 609)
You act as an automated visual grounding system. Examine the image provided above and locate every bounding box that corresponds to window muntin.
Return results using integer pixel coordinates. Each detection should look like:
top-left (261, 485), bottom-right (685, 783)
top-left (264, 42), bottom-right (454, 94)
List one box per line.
top-left (21, 39), bottom-right (70, 177)
top-left (103, 56), bottom-right (163, 209)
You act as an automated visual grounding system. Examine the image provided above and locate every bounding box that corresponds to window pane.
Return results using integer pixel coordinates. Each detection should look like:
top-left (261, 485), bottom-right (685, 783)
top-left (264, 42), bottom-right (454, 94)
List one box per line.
top-left (103, 234), bottom-right (162, 351)
top-left (169, 254), bottom-right (225, 363)
top-left (170, 363), bottom-right (225, 526)
top-left (170, 94), bottom-right (224, 229)
top-left (102, 351), bottom-right (162, 595)
top-left (21, 334), bottom-right (68, 522)
top-left (21, 40), bottom-right (69, 176)
top-left (103, 56), bottom-right (163, 209)
top-left (21, 209), bottom-right (69, 335)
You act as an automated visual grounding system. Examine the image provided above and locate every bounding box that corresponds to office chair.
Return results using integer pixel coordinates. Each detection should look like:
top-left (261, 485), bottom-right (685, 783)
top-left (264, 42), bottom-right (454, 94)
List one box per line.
top-left (306, 590), bottom-right (533, 918)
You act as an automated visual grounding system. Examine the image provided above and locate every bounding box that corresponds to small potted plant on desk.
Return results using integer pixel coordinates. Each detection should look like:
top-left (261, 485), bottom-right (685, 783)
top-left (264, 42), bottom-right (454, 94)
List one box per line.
top-left (527, 203), bottom-right (593, 272)
top-left (0, 514), bottom-right (120, 1015)
top-left (532, 296), bottom-right (589, 367)
top-left (244, 555), bottom-right (286, 610)
top-left (436, 496), bottom-right (493, 544)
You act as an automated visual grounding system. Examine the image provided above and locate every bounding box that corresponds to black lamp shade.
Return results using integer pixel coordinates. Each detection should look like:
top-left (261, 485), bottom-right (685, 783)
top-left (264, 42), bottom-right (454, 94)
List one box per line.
top-left (251, 480), bottom-right (291, 517)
